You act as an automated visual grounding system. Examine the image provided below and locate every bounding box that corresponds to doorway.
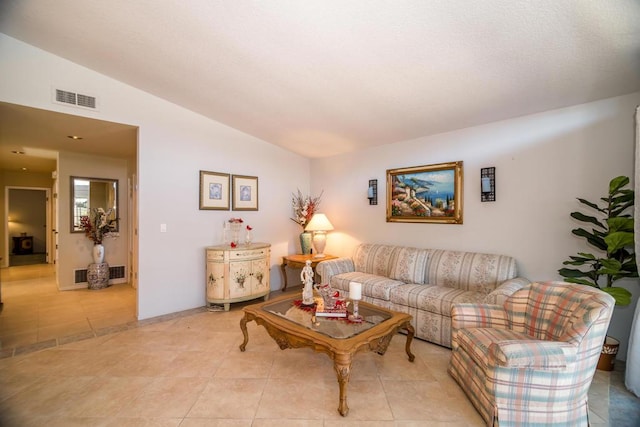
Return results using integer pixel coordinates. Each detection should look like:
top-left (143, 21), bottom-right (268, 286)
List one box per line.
top-left (6, 187), bottom-right (50, 267)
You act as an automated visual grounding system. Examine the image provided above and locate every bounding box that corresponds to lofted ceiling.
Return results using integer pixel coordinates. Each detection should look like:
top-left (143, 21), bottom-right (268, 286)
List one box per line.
top-left (0, 1), bottom-right (639, 169)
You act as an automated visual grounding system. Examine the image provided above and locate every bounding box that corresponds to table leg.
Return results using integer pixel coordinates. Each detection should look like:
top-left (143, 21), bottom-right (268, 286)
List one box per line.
top-left (239, 313), bottom-right (252, 351)
top-left (333, 353), bottom-right (353, 416)
top-left (405, 322), bottom-right (416, 362)
top-left (280, 260), bottom-right (288, 291)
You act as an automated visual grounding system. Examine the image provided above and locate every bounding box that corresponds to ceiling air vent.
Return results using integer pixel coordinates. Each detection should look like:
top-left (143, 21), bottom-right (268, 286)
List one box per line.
top-left (55, 89), bottom-right (76, 105)
top-left (53, 88), bottom-right (98, 110)
top-left (77, 93), bottom-right (96, 109)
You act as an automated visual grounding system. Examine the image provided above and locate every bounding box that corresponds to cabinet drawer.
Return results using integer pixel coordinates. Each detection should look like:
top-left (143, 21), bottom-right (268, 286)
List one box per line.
top-left (206, 250), bottom-right (225, 261)
top-left (230, 248), bottom-right (270, 261)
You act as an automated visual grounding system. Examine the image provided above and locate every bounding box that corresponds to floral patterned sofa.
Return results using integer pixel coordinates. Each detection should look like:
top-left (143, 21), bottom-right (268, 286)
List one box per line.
top-left (316, 243), bottom-right (530, 348)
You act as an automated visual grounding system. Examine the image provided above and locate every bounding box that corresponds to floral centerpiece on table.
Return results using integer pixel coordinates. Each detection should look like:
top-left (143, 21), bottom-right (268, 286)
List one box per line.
top-left (291, 189), bottom-right (323, 229)
top-left (80, 207), bottom-right (118, 244)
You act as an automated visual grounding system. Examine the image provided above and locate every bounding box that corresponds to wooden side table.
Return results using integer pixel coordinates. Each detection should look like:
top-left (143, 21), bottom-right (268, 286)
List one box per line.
top-left (280, 254), bottom-right (338, 291)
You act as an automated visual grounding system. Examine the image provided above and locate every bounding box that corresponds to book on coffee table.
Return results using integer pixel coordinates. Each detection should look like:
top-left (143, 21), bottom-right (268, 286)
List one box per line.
top-left (315, 306), bottom-right (347, 318)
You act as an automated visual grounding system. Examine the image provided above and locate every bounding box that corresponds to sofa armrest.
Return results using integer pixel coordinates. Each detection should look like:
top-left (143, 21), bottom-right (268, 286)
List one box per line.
top-left (451, 303), bottom-right (508, 349)
top-left (484, 277), bottom-right (531, 305)
top-left (316, 258), bottom-right (355, 284)
top-left (489, 340), bottom-right (577, 369)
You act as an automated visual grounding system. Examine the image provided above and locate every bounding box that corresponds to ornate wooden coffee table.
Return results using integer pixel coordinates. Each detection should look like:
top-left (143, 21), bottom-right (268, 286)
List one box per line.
top-left (239, 294), bottom-right (415, 416)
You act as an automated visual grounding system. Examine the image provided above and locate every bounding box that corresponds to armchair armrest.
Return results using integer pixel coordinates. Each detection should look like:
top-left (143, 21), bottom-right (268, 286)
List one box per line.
top-left (316, 258), bottom-right (354, 284)
top-left (485, 277), bottom-right (531, 305)
top-left (489, 340), bottom-right (577, 369)
top-left (451, 303), bottom-right (508, 329)
top-left (451, 303), bottom-right (508, 349)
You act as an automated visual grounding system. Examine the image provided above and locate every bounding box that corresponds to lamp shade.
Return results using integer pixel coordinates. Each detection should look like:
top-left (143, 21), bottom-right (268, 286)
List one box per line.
top-left (305, 213), bottom-right (334, 232)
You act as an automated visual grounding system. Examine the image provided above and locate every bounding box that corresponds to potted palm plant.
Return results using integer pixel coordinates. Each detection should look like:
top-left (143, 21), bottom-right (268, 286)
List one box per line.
top-left (559, 176), bottom-right (637, 370)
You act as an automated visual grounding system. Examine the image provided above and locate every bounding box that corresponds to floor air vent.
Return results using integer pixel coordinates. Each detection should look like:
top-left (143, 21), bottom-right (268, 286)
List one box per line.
top-left (54, 89), bottom-right (98, 110)
top-left (110, 265), bottom-right (125, 280)
top-left (74, 269), bottom-right (88, 284)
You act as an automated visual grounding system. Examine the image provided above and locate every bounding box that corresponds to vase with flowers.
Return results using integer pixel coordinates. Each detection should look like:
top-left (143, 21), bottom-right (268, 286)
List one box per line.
top-left (291, 189), bottom-right (323, 254)
top-left (227, 217), bottom-right (244, 247)
top-left (79, 207), bottom-right (118, 263)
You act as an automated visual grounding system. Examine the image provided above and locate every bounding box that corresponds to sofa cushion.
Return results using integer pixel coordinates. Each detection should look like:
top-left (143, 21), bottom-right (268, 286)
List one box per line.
top-left (330, 272), bottom-right (405, 301)
top-left (426, 250), bottom-right (517, 293)
top-left (389, 247), bottom-right (430, 284)
top-left (353, 244), bottom-right (398, 278)
top-left (390, 284), bottom-right (487, 316)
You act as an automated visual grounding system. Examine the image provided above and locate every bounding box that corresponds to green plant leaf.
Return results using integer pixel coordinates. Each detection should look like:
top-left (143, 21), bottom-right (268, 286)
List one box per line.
top-left (563, 260), bottom-right (588, 266)
top-left (609, 176), bottom-right (630, 194)
top-left (605, 232), bottom-right (634, 254)
top-left (577, 252), bottom-right (597, 260)
top-left (562, 277), bottom-right (599, 288)
top-left (601, 287), bottom-right (632, 306)
top-left (611, 191), bottom-right (634, 203)
top-left (576, 198), bottom-right (603, 212)
top-left (600, 258), bottom-right (621, 269)
top-left (563, 253), bottom-right (598, 264)
top-left (558, 267), bottom-right (591, 278)
top-left (571, 228), bottom-right (607, 251)
top-left (607, 217), bottom-right (634, 232)
top-left (570, 212), bottom-right (605, 229)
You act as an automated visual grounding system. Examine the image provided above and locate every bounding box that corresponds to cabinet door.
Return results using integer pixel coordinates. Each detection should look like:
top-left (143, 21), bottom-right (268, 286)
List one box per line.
top-left (250, 257), bottom-right (270, 295)
top-left (229, 261), bottom-right (252, 299)
top-left (206, 261), bottom-right (225, 301)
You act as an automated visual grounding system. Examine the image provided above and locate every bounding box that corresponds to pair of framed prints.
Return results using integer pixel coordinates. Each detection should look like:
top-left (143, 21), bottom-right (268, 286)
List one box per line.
top-left (199, 171), bottom-right (258, 211)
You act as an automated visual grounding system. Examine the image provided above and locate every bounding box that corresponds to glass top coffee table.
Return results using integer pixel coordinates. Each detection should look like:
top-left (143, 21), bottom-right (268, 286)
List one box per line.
top-left (239, 293), bottom-right (415, 416)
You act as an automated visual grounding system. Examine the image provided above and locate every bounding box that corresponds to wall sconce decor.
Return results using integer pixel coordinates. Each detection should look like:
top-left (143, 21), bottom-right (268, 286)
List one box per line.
top-left (481, 167), bottom-right (496, 202)
top-left (368, 179), bottom-right (378, 205)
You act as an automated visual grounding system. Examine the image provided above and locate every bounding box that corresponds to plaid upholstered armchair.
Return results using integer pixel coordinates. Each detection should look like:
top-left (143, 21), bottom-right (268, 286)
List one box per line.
top-left (448, 281), bottom-right (615, 426)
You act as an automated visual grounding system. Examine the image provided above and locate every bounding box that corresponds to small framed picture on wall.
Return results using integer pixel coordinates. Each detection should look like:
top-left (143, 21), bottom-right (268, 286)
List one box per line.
top-left (199, 170), bottom-right (230, 210)
top-left (232, 175), bottom-right (258, 211)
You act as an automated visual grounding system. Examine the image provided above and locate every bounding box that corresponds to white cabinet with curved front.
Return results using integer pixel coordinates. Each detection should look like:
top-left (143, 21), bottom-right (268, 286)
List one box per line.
top-left (206, 243), bottom-right (270, 311)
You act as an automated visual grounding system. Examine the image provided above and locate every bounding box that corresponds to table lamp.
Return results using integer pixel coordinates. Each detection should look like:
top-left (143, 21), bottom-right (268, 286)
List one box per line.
top-left (305, 213), bottom-right (334, 258)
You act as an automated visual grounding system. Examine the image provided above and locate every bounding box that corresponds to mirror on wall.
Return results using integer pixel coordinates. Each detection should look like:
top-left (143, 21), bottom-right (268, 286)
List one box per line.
top-left (70, 176), bottom-right (119, 233)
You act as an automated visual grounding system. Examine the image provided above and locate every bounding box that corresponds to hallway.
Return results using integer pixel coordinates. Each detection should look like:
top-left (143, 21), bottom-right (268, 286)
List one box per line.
top-left (0, 264), bottom-right (136, 357)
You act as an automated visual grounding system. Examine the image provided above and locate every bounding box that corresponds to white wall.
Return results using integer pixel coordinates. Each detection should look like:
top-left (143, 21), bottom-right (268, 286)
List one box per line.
top-left (0, 34), bottom-right (310, 318)
top-left (311, 92), bottom-right (640, 360)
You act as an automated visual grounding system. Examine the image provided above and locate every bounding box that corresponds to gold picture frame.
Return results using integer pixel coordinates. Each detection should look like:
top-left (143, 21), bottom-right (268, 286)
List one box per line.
top-left (199, 170), bottom-right (230, 210)
top-left (232, 175), bottom-right (259, 211)
top-left (386, 161), bottom-right (463, 224)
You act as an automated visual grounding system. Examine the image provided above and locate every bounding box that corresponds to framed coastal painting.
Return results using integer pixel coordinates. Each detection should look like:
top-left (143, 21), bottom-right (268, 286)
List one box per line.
top-left (199, 170), bottom-right (230, 210)
top-left (386, 161), bottom-right (463, 224)
top-left (232, 175), bottom-right (259, 211)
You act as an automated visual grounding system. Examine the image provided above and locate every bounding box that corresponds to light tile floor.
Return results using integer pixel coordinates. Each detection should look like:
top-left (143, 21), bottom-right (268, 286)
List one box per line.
top-left (0, 264), bottom-right (638, 426)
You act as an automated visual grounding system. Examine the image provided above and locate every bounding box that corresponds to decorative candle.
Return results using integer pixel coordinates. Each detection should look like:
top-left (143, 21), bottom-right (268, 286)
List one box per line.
top-left (349, 281), bottom-right (362, 300)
